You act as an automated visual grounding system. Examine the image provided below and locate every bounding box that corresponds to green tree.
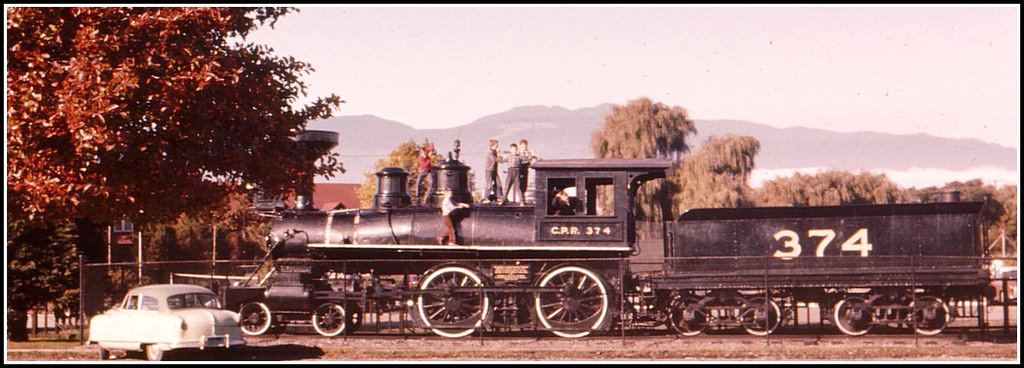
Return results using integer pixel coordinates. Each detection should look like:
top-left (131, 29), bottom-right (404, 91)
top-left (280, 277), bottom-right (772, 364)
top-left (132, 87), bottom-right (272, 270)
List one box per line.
top-left (144, 193), bottom-right (270, 262)
top-left (7, 7), bottom-right (344, 225)
top-left (591, 97), bottom-right (698, 222)
top-left (674, 135), bottom-right (761, 213)
top-left (7, 221), bottom-right (80, 341)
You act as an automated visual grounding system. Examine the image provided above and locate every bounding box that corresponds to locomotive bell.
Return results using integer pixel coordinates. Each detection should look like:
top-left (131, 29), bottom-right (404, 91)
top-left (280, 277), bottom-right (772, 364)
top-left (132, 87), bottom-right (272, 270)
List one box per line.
top-left (425, 158), bottom-right (472, 206)
top-left (374, 167), bottom-right (412, 209)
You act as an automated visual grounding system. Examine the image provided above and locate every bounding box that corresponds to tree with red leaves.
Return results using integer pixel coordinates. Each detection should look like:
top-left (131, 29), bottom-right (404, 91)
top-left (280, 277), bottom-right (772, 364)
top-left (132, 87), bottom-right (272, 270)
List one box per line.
top-left (7, 7), bottom-right (345, 339)
top-left (7, 7), bottom-right (344, 225)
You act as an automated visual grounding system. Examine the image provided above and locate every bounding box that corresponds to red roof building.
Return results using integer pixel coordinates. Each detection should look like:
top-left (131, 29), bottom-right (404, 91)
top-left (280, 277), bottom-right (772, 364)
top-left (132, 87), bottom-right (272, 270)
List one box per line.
top-left (312, 183), bottom-right (362, 210)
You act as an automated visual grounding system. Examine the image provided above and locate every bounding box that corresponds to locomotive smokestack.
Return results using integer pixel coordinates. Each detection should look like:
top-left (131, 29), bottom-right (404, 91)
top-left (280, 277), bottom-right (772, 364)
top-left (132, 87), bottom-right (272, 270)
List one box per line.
top-left (293, 130), bottom-right (339, 211)
top-left (374, 167), bottom-right (412, 209)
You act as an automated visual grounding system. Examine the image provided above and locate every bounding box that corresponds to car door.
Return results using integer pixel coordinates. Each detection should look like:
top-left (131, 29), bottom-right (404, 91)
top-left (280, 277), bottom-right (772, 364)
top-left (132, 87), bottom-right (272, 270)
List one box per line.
top-left (134, 294), bottom-right (162, 343)
top-left (111, 294), bottom-right (141, 343)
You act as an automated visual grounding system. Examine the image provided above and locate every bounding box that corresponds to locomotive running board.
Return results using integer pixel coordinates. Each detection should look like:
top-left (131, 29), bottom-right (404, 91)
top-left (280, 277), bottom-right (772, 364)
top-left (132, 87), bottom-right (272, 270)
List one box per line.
top-left (306, 242), bottom-right (632, 252)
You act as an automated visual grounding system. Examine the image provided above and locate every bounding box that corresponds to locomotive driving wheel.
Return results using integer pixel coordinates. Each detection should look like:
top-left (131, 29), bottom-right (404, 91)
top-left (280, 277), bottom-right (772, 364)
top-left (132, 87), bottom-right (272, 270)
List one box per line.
top-left (239, 301), bottom-right (272, 336)
top-left (833, 296), bottom-right (874, 336)
top-left (311, 303), bottom-right (347, 337)
top-left (738, 297), bottom-right (781, 336)
top-left (534, 265), bottom-right (610, 338)
top-left (667, 296), bottom-right (709, 336)
top-left (416, 265), bottom-right (490, 338)
top-left (909, 295), bottom-right (950, 336)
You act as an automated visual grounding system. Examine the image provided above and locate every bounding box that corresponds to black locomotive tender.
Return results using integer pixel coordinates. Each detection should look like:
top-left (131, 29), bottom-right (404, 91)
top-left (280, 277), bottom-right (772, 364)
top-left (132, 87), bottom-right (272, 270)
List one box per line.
top-left (225, 136), bottom-right (989, 339)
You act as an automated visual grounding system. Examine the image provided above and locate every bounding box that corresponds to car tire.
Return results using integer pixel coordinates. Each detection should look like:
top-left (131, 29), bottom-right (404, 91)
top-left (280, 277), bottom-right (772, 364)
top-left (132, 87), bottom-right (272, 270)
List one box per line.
top-left (144, 344), bottom-right (164, 361)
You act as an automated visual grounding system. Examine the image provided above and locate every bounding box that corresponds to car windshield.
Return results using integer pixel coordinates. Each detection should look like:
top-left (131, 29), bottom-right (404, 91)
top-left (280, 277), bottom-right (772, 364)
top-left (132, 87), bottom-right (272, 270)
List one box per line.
top-left (166, 292), bottom-right (222, 310)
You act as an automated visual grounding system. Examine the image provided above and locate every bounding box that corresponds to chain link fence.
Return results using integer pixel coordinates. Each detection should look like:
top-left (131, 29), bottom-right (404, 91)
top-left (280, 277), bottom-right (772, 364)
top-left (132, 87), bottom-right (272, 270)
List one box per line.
top-left (53, 253), bottom-right (1017, 345)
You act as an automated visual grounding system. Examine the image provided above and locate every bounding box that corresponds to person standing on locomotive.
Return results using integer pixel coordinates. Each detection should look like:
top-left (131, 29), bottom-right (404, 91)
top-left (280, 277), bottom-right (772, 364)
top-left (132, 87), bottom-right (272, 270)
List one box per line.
top-left (517, 139), bottom-right (539, 200)
top-left (413, 142), bottom-right (436, 205)
top-left (483, 139), bottom-right (503, 203)
top-left (502, 143), bottom-right (524, 205)
top-left (437, 188), bottom-right (471, 245)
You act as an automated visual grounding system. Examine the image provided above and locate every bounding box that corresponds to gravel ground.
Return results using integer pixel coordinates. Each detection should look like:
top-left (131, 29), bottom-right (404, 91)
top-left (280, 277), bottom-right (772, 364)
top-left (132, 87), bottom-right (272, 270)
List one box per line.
top-left (8, 329), bottom-right (1018, 362)
top-left (8, 305), bottom-right (1017, 362)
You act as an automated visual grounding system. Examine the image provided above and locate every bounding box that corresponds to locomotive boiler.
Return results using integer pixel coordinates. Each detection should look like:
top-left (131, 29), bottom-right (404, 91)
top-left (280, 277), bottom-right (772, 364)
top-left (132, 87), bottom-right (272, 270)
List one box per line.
top-left (224, 142), bottom-right (991, 339)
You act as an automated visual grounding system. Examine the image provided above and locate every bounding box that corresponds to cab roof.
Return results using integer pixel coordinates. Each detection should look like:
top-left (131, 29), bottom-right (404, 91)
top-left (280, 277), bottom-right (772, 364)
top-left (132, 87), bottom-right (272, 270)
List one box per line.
top-left (531, 158), bottom-right (674, 171)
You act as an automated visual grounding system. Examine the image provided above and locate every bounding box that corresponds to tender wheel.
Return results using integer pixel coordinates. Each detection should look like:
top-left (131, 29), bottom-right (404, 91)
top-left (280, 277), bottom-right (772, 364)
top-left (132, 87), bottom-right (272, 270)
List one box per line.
top-left (910, 296), bottom-right (950, 336)
top-left (416, 265), bottom-right (490, 338)
top-left (99, 347), bottom-right (110, 360)
top-left (534, 265), bottom-right (610, 338)
top-left (239, 301), bottom-right (272, 336)
top-left (738, 297), bottom-right (782, 336)
top-left (667, 296), bottom-right (708, 336)
top-left (312, 303), bottom-right (347, 337)
top-left (144, 344), bottom-right (164, 361)
top-left (834, 296), bottom-right (874, 336)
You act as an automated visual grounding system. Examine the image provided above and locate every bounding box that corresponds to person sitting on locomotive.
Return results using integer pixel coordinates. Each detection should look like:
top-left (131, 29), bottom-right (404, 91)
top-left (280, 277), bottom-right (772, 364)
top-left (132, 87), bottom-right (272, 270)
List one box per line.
top-left (438, 188), bottom-right (471, 245)
top-left (549, 187), bottom-right (577, 216)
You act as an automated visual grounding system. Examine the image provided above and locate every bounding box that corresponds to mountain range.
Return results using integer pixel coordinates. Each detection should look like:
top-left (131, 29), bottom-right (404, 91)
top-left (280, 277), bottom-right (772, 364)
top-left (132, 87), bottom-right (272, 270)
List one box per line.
top-left (306, 104), bottom-right (1018, 189)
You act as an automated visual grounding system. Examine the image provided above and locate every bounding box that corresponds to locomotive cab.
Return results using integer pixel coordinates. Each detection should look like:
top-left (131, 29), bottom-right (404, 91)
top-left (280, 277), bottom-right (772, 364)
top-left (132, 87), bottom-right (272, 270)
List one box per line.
top-left (531, 159), bottom-right (673, 251)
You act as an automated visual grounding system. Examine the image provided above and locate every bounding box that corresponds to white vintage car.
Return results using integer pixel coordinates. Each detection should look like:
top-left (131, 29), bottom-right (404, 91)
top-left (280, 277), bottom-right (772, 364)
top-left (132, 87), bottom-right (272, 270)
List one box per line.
top-left (88, 284), bottom-right (246, 360)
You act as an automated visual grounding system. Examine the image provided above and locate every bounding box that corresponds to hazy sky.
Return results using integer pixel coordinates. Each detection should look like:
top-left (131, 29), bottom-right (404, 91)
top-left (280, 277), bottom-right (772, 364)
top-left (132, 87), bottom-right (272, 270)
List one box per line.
top-left (244, 5), bottom-right (1020, 149)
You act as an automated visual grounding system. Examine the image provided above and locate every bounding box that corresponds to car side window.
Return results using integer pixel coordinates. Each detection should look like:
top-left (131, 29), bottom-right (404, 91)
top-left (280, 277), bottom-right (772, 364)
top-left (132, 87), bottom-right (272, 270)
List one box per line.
top-left (123, 295), bottom-right (139, 310)
top-left (141, 295), bottom-right (159, 311)
top-left (167, 294), bottom-right (183, 309)
top-left (167, 293), bottom-right (221, 309)
top-left (198, 294), bottom-right (221, 309)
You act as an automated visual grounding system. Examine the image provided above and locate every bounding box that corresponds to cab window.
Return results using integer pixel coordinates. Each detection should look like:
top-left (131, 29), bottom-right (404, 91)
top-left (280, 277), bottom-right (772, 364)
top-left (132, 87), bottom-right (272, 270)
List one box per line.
top-left (585, 177), bottom-right (614, 216)
top-left (547, 178), bottom-right (578, 216)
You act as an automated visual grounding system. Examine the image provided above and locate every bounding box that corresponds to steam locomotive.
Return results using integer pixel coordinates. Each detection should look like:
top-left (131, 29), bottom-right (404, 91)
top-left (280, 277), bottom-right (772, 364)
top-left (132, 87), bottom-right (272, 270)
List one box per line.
top-left (224, 137), bottom-right (990, 339)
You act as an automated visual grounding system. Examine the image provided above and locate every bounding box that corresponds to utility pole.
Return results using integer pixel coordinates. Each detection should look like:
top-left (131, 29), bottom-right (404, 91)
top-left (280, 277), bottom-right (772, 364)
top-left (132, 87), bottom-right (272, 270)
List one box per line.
top-left (210, 224), bottom-right (217, 290)
top-left (137, 231), bottom-right (143, 284)
top-left (106, 225), bottom-right (112, 264)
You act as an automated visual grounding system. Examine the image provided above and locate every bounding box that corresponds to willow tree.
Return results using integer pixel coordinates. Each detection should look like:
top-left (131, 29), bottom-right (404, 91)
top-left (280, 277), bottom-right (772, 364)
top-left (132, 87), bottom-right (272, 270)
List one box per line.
top-left (591, 97), bottom-right (697, 222)
top-left (754, 170), bottom-right (905, 207)
top-left (591, 97), bottom-right (697, 161)
top-left (674, 135), bottom-right (761, 213)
